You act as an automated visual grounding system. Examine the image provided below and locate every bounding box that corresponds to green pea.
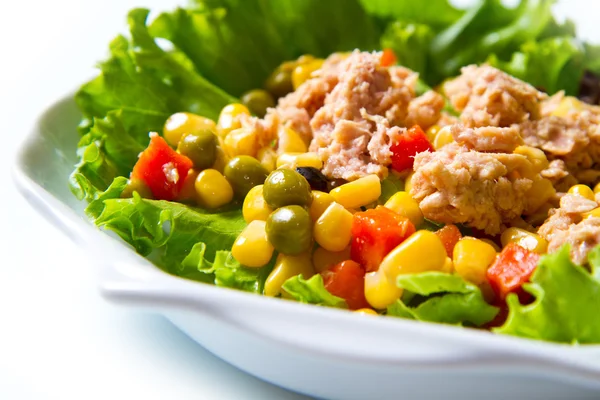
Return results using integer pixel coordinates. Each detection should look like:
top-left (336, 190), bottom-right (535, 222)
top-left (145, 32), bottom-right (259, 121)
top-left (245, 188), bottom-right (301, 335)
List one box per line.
top-left (266, 206), bottom-right (313, 255)
top-left (241, 89), bottom-right (276, 118)
top-left (263, 168), bottom-right (313, 209)
top-left (265, 67), bottom-right (293, 99)
top-left (224, 156), bottom-right (269, 198)
top-left (177, 129), bottom-right (217, 170)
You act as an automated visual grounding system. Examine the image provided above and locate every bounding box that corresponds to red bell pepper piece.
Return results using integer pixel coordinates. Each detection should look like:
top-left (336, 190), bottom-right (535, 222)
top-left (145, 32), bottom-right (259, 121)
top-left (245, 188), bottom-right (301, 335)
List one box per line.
top-left (380, 48), bottom-right (397, 67)
top-left (390, 125), bottom-right (434, 172)
top-left (486, 243), bottom-right (540, 301)
top-left (435, 224), bottom-right (462, 258)
top-left (131, 134), bottom-right (193, 201)
top-left (322, 260), bottom-right (370, 310)
top-left (351, 206), bottom-right (416, 273)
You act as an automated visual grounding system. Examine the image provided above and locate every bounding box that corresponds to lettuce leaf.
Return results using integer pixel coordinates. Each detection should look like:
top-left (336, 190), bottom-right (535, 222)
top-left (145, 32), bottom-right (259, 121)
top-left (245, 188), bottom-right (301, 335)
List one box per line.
top-left (496, 246), bottom-right (600, 344)
top-left (282, 275), bottom-right (348, 308)
top-left (151, 0), bottom-right (380, 96)
top-left (378, 174), bottom-right (405, 205)
top-left (387, 272), bottom-right (498, 326)
top-left (359, 0), bottom-right (464, 31)
top-left (380, 21), bottom-right (434, 74)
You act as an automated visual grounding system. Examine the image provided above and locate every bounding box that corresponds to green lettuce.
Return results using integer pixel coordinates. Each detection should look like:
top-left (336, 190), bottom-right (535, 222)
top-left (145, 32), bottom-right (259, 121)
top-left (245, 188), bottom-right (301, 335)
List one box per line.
top-left (282, 275), bottom-right (348, 308)
top-left (496, 246), bottom-right (600, 344)
top-left (359, 0), bottom-right (464, 31)
top-left (378, 174), bottom-right (405, 205)
top-left (380, 21), bottom-right (434, 74)
top-left (387, 272), bottom-right (498, 326)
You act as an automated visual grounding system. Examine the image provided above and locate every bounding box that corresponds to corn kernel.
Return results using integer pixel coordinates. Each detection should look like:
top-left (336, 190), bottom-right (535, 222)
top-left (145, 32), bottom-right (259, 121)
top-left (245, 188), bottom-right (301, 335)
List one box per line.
top-left (309, 191), bottom-right (335, 221)
top-left (276, 152), bottom-right (323, 170)
top-left (568, 184), bottom-right (596, 201)
top-left (330, 175), bottom-right (381, 209)
top-left (426, 124), bottom-right (440, 142)
top-left (264, 253), bottom-right (314, 297)
top-left (354, 308), bottom-right (378, 315)
top-left (223, 127), bottom-right (258, 158)
top-left (480, 238), bottom-right (501, 252)
top-left (501, 227), bottom-right (548, 254)
top-left (441, 257), bottom-right (454, 274)
top-left (453, 237), bottom-right (497, 285)
top-left (384, 191), bottom-right (424, 227)
top-left (433, 126), bottom-right (454, 150)
top-left (242, 185), bottom-right (273, 223)
top-left (594, 183), bottom-right (600, 195)
top-left (232, 220), bottom-right (274, 268)
top-left (364, 270), bottom-right (403, 310)
top-left (211, 144), bottom-right (229, 173)
top-left (312, 246), bottom-right (351, 273)
top-left (292, 59), bottom-right (324, 89)
top-left (176, 169), bottom-right (200, 203)
top-left (514, 145), bottom-right (549, 173)
top-left (277, 126), bottom-right (307, 154)
top-left (380, 230), bottom-right (447, 283)
top-left (314, 202), bottom-right (354, 252)
top-left (525, 177), bottom-right (556, 214)
top-left (551, 96), bottom-right (583, 117)
top-left (583, 207), bottom-right (600, 219)
top-left (404, 171), bottom-right (415, 194)
top-left (217, 104), bottom-right (250, 137)
top-left (195, 169), bottom-right (234, 209)
top-left (257, 146), bottom-right (277, 172)
top-left (163, 112), bottom-right (216, 147)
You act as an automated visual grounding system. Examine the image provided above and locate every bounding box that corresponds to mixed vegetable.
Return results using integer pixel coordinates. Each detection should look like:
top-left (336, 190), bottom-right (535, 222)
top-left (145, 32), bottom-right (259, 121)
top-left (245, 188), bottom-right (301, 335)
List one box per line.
top-left (71, 1), bottom-right (600, 344)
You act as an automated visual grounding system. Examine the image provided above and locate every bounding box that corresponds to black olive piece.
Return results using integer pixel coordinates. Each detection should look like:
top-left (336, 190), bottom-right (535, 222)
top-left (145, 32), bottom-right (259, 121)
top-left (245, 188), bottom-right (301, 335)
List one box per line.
top-left (327, 178), bottom-right (348, 192)
top-left (578, 70), bottom-right (600, 105)
top-left (295, 167), bottom-right (329, 192)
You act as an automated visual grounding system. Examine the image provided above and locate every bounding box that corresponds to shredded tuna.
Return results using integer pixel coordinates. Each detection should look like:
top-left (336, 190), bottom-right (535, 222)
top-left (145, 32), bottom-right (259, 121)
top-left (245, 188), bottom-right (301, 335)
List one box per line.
top-left (450, 125), bottom-right (523, 153)
top-left (405, 91), bottom-right (446, 130)
top-left (540, 159), bottom-right (578, 192)
top-left (444, 65), bottom-right (546, 128)
top-left (410, 143), bottom-right (538, 235)
top-left (538, 194), bottom-right (600, 264)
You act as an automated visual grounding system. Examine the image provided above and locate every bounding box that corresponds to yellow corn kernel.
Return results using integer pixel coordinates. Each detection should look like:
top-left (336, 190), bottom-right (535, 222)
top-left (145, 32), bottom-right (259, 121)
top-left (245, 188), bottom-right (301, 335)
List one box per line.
top-left (568, 184), bottom-right (596, 201)
top-left (330, 175), bottom-right (381, 209)
top-left (242, 185), bottom-right (273, 223)
top-left (217, 103), bottom-right (250, 136)
top-left (583, 207), bottom-right (600, 219)
top-left (384, 191), bottom-right (424, 227)
top-left (176, 169), bottom-right (200, 203)
top-left (223, 127), bottom-right (258, 158)
top-left (314, 202), bottom-right (354, 252)
top-left (426, 124), bottom-right (441, 142)
top-left (404, 171), bottom-right (415, 194)
top-left (594, 183), bottom-right (600, 195)
top-left (380, 230), bottom-right (447, 283)
top-left (195, 169), bottom-right (234, 209)
top-left (364, 270), bottom-right (403, 310)
top-left (551, 96), bottom-right (583, 117)
top-left (513, 145), bottom-right (549, 173)
top-left (276, 152), bottom-right (323, 170)
top-left (501, 227), bottom-right (548, 254)
top-left (452, 237), bottom-right (497, 285)
top-left (525, 177), bottom-right (556, 214)
top-left (292, 59), bottom-right (324, 89)
top-left (232, 220), bottom-right (274, 268)
top-left (312, 246), bottom-right (351, 273)
top-left (276, 126), bottom-right (307, 155)
top-left (354, 308), bottom-right (378, 316)
top-left (480, 238), bottom-right (501, 252)
top-left (433, 126), bottom-right (454, 150)
top-left (441, 257), bottom-right (454, 274)
top-left (264, 253), bottom-right (314, 297)
top-left (163, 112), bottom-right (217, 147)
top-left (309, 191), bottom-right (335, 221)
top-left (211, 144), bottom-right (228, 173)
top-left (257, 146), bottom-right (277, 172)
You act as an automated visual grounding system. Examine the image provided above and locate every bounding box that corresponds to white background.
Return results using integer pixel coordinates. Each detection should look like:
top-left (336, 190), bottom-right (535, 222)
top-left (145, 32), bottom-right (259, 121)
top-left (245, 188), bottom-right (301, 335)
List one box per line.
top-left (0, 1), bottom-right (597, 399)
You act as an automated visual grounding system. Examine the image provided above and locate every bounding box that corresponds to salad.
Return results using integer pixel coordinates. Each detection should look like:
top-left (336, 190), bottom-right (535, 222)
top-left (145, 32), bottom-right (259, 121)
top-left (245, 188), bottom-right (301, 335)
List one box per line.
top-left (71, 0), bottom-right (600, 344)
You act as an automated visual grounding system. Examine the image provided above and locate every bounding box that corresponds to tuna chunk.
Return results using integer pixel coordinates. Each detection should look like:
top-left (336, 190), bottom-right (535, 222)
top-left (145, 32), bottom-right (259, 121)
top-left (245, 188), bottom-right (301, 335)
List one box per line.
top-left (309, 50), bottom-right (443, 180)
top-left (444, 65), bottom-right (546, 128)
top-left (450, 125), bottom-right (523, 153)
top-left (538, 194), bottom-right (600, 265)
top-left (410, 143), bottom-right (541, 235)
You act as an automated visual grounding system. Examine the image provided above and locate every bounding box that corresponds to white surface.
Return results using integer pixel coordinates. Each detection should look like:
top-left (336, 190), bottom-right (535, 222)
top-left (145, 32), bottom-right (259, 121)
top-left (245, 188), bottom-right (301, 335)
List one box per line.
top-left (1, 1), bottom-right (598, 400)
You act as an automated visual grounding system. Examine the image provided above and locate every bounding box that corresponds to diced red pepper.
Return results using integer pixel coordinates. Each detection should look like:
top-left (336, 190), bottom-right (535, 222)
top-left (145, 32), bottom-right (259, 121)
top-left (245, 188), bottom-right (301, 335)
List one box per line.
top-left (486, 243), bottom-right (540, 301)
top-left (390, 125), bottom-right (434, 172)
top-left (380, 48), bottom-right (397, 67)
top-left (131, 134), bottom-right (194, 201)
top-left (351, 206), bottom-right (416, 273)
top-left (322, 260), bottom-right (370, 310)
top-left (435, 224), bottom-right (462, 257)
